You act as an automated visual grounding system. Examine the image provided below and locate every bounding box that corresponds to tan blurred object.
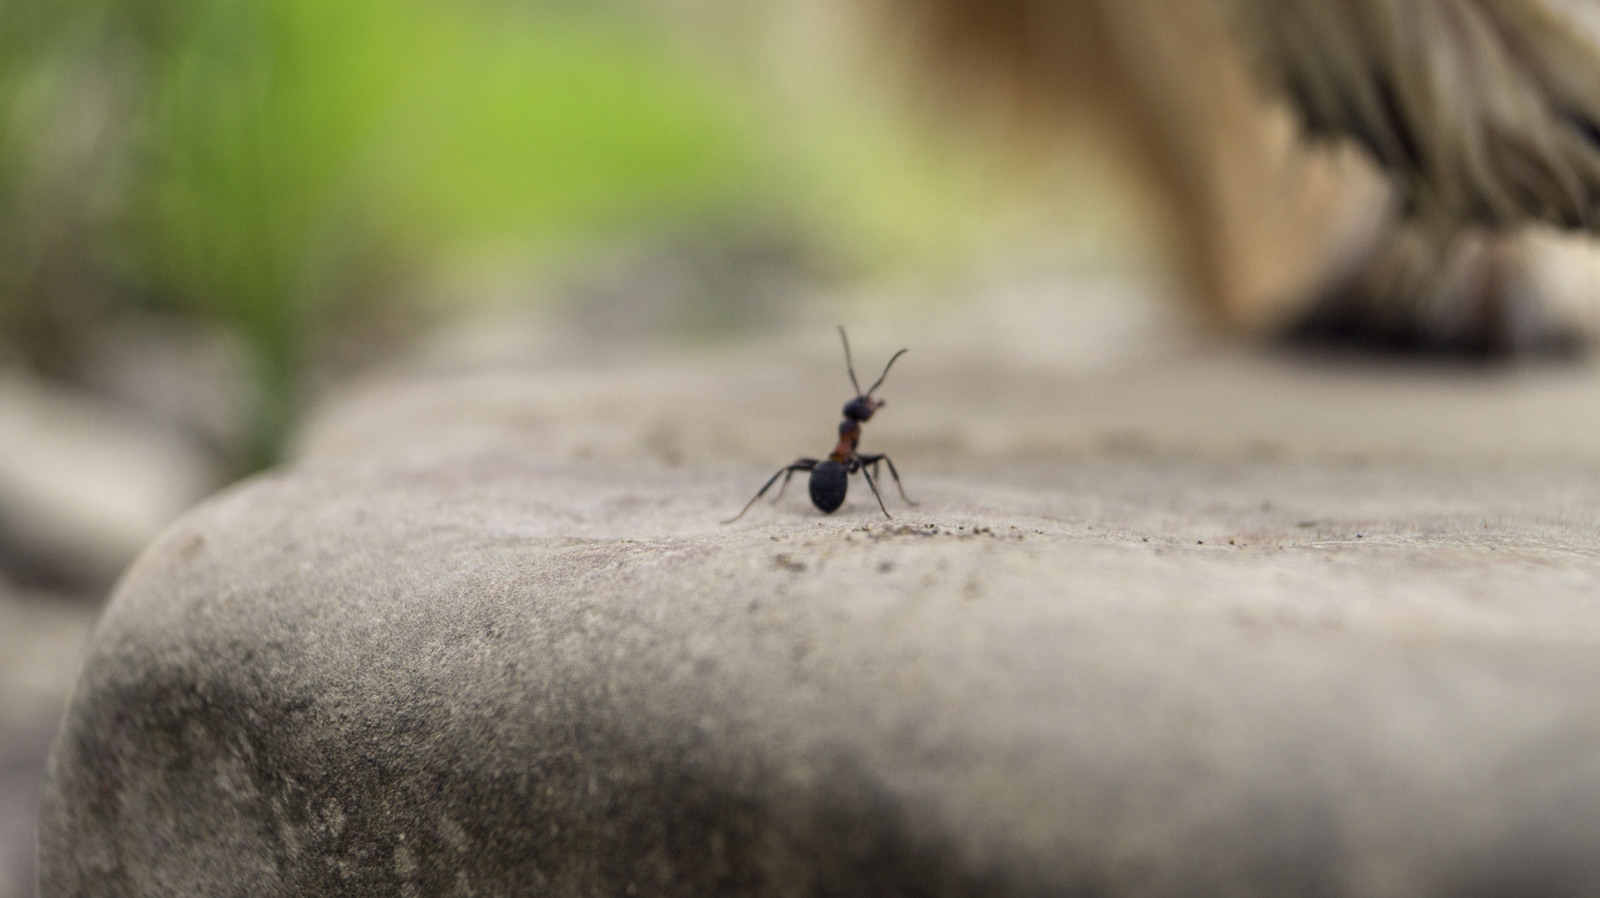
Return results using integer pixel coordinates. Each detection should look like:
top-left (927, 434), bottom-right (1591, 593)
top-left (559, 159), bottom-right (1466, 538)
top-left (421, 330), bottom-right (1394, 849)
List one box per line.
top-left (898, 0), bottom-right (1600, 352)
top-left (1237, 0), bottom-right (1600, 229)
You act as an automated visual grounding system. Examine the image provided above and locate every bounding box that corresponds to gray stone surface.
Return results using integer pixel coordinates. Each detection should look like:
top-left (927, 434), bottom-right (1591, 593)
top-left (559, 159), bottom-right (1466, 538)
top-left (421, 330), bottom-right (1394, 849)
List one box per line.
top-left (38, 331), bottom-right (1600, 896)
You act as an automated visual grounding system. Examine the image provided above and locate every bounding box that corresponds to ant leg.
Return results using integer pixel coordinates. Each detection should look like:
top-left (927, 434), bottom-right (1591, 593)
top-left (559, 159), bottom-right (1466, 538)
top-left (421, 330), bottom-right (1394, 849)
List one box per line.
top-left (858, 461), bottom-right (892, 519)
top-left (771, 458), bottom-right (819, 504)
top-left (859, 453), bottom-right (917, 506)
top-left (881, 454), bottom-right (917, 506)
top-left (724, 459), bottom-right (817, 523)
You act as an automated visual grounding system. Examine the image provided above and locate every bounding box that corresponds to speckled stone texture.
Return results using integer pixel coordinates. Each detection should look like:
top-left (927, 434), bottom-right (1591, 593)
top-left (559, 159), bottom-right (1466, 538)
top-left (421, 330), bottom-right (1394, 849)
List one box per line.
top-left (38, 334), bottom-right (1600, 897)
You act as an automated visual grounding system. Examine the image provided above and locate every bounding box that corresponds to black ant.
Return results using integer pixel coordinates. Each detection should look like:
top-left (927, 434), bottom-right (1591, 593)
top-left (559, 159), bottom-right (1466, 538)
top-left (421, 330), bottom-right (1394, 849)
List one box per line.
top-left (725, 327), bottom-right (916, 522)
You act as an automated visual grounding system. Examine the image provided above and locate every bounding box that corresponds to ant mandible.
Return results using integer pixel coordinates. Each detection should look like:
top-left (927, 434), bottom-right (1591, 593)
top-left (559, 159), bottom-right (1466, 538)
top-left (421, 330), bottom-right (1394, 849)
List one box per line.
top-left (725, 326), bottom-right (916, 522)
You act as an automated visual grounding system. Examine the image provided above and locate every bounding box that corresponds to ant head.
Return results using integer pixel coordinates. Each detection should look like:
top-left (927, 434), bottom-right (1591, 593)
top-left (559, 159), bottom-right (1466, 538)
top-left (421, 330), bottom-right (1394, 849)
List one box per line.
top-left (843, 396), bottom-right (882, 422)
top-left (837, 325), bottom-right (908, 408)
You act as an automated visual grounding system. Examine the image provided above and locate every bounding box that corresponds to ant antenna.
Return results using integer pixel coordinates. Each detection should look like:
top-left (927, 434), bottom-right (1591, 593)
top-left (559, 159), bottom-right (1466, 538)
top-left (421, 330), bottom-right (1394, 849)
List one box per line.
top-left (839, 326), bottom-right (909, 398)
top-left (838, 326), bottom-right (863, 396)
top-left (866, 348), bottom-right (908, 397)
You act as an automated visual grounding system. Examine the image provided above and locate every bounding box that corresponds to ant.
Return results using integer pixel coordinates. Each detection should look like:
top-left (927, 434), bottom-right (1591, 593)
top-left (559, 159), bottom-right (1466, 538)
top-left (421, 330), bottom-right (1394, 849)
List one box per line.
top-left (725, 327), bottom-right (916, 522)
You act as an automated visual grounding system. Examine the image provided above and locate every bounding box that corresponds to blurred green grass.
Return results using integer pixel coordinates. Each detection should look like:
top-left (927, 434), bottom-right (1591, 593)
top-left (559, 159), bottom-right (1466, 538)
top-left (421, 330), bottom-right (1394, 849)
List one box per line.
top-left (132, 0), bottom-right (776, 469)
top-left (0, 0), bottom-right (1084, 474)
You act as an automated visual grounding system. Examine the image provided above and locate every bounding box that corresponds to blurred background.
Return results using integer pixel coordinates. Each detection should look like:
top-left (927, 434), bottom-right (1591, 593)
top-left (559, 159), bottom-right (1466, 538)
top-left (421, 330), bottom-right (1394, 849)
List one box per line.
top-left (1, 0), bottom-right (1169, 892)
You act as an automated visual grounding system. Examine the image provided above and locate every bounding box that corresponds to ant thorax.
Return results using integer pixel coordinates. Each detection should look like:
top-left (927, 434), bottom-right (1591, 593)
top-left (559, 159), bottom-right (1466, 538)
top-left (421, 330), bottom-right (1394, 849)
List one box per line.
top-left (830, 419), bottom-right (862, 463)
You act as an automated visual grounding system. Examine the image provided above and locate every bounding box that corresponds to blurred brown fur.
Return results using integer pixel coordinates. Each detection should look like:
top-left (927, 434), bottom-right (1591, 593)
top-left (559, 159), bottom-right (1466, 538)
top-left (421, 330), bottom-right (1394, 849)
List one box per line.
top-left (900, 0), bottom-right (1600, 355)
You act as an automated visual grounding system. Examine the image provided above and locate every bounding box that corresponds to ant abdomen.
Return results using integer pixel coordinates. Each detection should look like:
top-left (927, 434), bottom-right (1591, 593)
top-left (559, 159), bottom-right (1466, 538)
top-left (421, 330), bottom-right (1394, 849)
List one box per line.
top-left (809, 461), bottom-right (849, 513)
